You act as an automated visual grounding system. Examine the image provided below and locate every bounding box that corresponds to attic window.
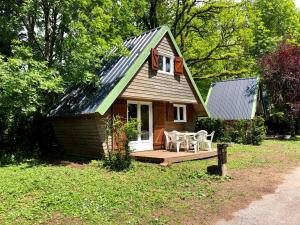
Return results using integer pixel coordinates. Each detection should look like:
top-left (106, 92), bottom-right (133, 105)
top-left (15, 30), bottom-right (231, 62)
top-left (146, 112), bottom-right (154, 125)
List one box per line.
top-left (158, 53), bottom-right (174, 75)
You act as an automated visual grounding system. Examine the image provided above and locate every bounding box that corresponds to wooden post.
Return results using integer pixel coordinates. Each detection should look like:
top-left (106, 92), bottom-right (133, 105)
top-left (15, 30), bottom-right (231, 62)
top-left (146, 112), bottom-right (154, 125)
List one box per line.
top-left (217, 143), bottom-right (228, 176)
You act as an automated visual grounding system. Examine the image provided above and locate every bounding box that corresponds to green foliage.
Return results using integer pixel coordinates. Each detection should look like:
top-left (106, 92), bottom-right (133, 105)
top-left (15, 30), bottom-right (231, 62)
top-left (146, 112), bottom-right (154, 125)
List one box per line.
top-left (232, 117), bottom-right (266, 145)
top-left (254, 0), bottom-right (300, 38)
top-left (0, 45), bottom-right (63, 151)
top-left (103, 116), bottom-right (140, 171)
top-left (0, 0), bottom-right (145, 152)
top-left (196, 117), bottom-right (225, 141)
top-left (266, 111), bottom-right (300, 135)
top-left (0, 45), bottom-right (63, 117)
top-left (196, 116), bottom-right (266, 145)
top-left (252, 116), bottom-right (267, 145)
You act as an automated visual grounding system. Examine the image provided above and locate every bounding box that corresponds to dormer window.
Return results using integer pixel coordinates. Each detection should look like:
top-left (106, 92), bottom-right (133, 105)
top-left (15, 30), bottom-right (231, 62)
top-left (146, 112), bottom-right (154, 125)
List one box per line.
top-left (158, 53), bottom-right (174, 75)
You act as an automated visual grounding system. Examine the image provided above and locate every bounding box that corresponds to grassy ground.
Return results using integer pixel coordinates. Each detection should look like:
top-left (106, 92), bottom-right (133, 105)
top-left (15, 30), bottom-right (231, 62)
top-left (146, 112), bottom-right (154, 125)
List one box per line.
top-left (0, 139), bottom-right (299, 225)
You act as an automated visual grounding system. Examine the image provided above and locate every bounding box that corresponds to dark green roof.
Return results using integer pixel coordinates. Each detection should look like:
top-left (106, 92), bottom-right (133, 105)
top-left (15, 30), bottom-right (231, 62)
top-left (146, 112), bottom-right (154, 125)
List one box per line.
top-left (50, 26), bottom-right (208, 117)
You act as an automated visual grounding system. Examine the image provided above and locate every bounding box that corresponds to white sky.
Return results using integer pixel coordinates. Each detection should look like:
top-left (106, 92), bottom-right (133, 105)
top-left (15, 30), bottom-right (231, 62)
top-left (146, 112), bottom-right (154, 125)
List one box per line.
top-left (296, 0), bottom-right (300, 8)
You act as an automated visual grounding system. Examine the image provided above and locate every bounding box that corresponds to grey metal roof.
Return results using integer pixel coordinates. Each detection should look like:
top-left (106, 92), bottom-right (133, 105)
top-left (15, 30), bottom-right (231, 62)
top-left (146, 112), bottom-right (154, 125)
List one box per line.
top-left (206, 77), bottom-right (259, 120)
top-left (49, 27), bottom-right (161, 116)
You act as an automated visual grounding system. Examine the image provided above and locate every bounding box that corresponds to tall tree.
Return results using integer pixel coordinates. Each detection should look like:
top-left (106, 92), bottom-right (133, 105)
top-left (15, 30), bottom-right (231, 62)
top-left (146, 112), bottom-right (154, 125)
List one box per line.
top-left (0, 0), bottom-right (22, 56)
top-left (260, 41), bottom-right (300, 137)
top-left (251, 0), bottom-right (300, 57)
top-left (141, 0), bottom-right (255, 98)
top-left (0, 0), bottom-right (146, 150)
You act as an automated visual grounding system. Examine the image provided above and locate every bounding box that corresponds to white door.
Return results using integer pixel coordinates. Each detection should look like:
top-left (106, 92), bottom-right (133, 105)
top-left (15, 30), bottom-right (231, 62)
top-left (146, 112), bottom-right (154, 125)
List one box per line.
top-left (127, 101), bottom-right (153, 151)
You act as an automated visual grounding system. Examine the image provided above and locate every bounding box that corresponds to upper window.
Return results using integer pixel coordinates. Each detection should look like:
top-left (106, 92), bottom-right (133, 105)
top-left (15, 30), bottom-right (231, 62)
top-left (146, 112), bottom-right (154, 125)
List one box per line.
top-left (174, 104), bottom-right (186, 122)
top-left (158, 54), bottom-right (174, 75)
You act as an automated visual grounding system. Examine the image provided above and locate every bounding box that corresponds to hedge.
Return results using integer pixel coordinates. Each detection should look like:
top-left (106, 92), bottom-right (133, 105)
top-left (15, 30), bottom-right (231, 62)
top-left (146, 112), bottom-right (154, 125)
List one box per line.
top-left (195, 116), bottom-right (266, 145)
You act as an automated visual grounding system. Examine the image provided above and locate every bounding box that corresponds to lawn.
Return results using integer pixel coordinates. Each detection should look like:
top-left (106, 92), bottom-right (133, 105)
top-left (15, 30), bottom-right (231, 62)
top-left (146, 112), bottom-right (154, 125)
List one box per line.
top-left (0, 139), bottom-right (300, 225)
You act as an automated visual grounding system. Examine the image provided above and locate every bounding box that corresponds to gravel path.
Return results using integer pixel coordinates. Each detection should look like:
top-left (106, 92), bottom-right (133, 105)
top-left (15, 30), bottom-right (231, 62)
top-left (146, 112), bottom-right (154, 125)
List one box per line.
top-left (216, 166), bottom-right (300, 225)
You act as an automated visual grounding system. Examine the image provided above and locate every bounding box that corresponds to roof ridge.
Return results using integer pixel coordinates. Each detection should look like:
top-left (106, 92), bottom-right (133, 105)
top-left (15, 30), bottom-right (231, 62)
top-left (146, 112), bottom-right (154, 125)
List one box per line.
top-left (124, 26), bottom-right (163, 42)
top-left (213, 77), bottom-right (258, 84)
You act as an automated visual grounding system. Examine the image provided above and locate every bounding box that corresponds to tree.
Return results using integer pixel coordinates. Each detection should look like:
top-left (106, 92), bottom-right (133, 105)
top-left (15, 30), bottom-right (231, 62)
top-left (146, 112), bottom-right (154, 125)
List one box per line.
top-left (0, 0), bottom-right (146, 152)
top-left (250, 0), bottom-right (300, 58)
top-left (261, 40), bottom-right (300, 137)
top-left (140, 0), bottom-right (255, 98)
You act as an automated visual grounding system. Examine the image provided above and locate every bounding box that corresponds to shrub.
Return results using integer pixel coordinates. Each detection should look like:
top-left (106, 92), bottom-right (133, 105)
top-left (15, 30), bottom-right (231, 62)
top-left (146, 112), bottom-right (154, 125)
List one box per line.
top-left (103, 116), bottom-right (139, 171)
top-left (195, 116), bottom-right (266, 145)
top-left (251, 116), bottom-right (267, 145)
top-left (196, 118), bottom-right (225, 141)
top-left (265, 112), bottom-right (290, 134)
top-left (232, 117), bottom-right (266, 145)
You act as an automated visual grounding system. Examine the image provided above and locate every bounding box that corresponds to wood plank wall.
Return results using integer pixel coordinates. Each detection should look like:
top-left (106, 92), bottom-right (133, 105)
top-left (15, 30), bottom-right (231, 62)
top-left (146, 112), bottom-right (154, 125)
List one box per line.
top-left (121, 35), bottom-right (198, 104)
top-left (51, 113), bottom-right (110, 158)
top-left (113, 98), bottom-right (197, 150)
top-left (153, 101), bottom-right (197, 149)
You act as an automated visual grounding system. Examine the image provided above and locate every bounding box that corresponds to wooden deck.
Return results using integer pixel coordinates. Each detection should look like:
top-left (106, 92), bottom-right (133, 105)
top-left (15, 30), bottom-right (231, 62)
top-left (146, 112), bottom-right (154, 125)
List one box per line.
top-left (131, 149), bottom-right (217, 166)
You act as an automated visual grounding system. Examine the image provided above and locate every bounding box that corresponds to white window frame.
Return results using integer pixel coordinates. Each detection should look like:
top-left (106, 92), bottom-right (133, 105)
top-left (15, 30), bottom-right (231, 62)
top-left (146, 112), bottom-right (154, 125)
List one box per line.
top-left (174, 104), bottom-right (187, 123)
top-left (158, 52), bottom-right (174, 75)
top-left (127, 100), bottom-right (153, 151)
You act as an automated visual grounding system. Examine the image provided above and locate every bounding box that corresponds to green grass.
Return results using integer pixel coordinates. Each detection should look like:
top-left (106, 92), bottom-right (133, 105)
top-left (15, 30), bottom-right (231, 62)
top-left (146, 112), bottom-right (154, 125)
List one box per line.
top-left (0, 139), bottom-right (300, 225)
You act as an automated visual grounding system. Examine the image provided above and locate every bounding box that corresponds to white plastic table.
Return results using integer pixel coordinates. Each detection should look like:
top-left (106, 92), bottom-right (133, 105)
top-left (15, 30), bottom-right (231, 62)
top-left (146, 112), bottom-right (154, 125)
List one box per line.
top-left (177, 132), bottom-right (197, 150)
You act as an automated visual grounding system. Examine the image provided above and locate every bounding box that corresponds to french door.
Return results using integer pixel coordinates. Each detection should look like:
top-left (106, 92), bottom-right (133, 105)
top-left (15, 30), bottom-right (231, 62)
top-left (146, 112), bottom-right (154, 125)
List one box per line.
top-left (127, 101), bottom-right (153, 151)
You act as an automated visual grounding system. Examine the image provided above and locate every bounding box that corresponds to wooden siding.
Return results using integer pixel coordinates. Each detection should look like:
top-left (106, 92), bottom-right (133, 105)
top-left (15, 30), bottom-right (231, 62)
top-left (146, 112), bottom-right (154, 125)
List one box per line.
top-left (121, 35), bottom-right (198, 104)
top-left (51, 113), bottom-right (110, 158)
top-left (113, 98), bottom-right (197, 150)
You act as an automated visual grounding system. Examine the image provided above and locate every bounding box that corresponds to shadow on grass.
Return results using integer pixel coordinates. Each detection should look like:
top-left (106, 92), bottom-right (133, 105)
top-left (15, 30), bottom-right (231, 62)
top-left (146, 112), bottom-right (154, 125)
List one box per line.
top-left (0, 152), bottom-right (96, 169)
top-left (266, 135), bottom-right (300, 142)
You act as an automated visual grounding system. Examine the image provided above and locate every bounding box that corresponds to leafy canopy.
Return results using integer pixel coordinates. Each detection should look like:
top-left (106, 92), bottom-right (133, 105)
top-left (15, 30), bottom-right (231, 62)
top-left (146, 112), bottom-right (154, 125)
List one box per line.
top-left (260, 41), bottom-right (300, 108)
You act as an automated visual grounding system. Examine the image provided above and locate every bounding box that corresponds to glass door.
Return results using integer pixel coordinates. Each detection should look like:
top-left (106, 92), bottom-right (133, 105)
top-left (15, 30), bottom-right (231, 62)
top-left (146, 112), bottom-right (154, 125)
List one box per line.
top-left (127, 101), bottom-right (153, 151)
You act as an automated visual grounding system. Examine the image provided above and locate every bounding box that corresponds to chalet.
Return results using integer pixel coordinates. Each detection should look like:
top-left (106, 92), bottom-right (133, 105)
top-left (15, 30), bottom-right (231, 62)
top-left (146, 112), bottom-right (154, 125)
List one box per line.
top-left (205, 77), bottom-right (267, 121)
top-left (49, 25), bottom-right (209, 158)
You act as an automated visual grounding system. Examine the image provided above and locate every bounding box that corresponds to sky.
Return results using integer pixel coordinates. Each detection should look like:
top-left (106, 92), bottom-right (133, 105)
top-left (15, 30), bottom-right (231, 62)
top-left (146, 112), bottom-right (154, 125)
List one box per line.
top-left (296, 0), bottom-right (300, 8)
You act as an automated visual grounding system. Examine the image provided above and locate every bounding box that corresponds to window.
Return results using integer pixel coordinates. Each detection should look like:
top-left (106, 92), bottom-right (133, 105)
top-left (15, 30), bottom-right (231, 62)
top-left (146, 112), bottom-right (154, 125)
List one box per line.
top-left (165, 57), bottom-right (171, 73)
top-left (158, 53), bottom-right (174, 74)
top-left (159, 55), bottom-right (163, 71)
top-left (174, 104), bottom-right (186, 122)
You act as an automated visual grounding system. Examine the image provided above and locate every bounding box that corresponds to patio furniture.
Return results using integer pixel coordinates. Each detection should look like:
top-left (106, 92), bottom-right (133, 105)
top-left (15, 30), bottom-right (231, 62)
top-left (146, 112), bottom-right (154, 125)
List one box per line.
top-left (164, 131), bottom-right (172, 150)
top-left (168, 131), bottom-right (184, 153)
top-left (178, 132), bottom-right (197, 151)
top-left (190, 130), bottom-right (213, 152)
top-left (206, 131), bottom-right (215, 151)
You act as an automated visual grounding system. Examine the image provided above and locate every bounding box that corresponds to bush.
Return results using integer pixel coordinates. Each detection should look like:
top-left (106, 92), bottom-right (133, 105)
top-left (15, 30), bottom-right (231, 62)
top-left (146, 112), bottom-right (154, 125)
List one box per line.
top-left (251, 116), bottom-right (267, 145)
top-left (195, 116), bottom-right (266, 145)
top-left (232, 117), bottom-right (266, 145)
top-left (103, 116), bottom-right (139, 171)
top-left (265, 112), bottom-right (290, 134)
top-left (195, 118), bottom-right (225, 141)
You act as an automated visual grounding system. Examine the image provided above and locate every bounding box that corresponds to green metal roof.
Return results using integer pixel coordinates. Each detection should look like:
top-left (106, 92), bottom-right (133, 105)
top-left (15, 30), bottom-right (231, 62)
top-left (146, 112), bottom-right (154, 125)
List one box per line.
top-left (50, 25), bottom-right (208, 117)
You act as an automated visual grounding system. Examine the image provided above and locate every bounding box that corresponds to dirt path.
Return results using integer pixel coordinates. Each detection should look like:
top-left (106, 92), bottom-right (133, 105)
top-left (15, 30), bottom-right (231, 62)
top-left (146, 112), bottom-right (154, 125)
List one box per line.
top-left (216, 166), bottom-right (300, 225)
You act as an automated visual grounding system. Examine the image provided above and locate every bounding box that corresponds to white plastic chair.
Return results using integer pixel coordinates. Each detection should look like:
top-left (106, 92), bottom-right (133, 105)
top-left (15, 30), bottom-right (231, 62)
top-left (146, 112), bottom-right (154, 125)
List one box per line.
top-left (206, 131), bottom-right (215, 151)
top-left (168, 131), bottom-right (184, 153)
top-left (164, 131), bottom-right (171, 150)
top-left (191, 130), bottom-right (211, 152)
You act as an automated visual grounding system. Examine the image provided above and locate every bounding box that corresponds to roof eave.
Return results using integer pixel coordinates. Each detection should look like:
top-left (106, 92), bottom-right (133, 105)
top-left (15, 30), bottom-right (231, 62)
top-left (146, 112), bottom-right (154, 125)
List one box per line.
top-left (95, 26), bottom-right (168, 115)
top-left (96, 25), bottom-right (209, 117)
